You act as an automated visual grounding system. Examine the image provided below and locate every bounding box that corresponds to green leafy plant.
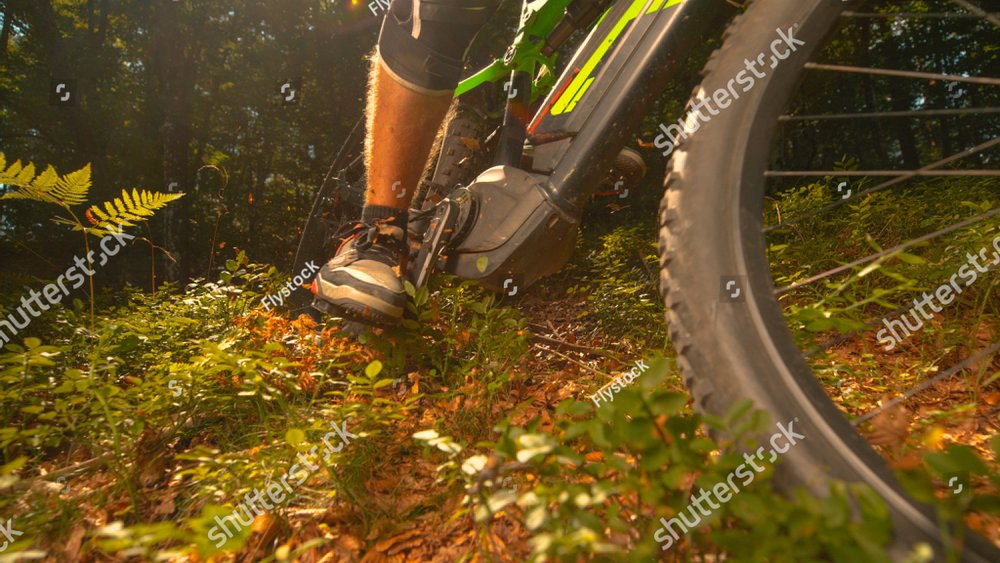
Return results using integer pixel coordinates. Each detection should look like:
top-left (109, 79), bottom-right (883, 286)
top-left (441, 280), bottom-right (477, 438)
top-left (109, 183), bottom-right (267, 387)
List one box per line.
top-left (897, 438), bottom-right (1000, 563)
top-left (564, 225), bottom-right (663, 343)
top-left (410, 358), bottom-right (902, 561)
top-left (0, 153), bottom-right (184, 321)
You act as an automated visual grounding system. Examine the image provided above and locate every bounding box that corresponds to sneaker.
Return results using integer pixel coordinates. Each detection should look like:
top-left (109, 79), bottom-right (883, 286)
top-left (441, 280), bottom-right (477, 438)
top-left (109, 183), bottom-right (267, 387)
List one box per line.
top-left (311, 219), bottom-right (407, 325)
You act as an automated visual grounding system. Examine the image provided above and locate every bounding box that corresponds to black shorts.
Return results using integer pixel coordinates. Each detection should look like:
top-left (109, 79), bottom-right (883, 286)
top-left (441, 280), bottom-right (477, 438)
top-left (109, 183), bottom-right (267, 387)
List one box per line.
top-left (377, 0), bottom-right (500, 95)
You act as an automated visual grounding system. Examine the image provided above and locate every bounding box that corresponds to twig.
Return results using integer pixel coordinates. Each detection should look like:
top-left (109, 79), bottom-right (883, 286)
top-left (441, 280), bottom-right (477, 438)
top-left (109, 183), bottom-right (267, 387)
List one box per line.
top-left (530, 332), bottom-right (622, 361)
top-left (526, 323), bottom-right (624, 362)
top-left (545, 319), bottom-right (559, 337)
top-left (636, 249), bottom-right (658, 287)
top-left (535, 344), bottom-right (613, 378)
top-left (9, 457), bottom-right (106, 492)
top-left (201, 164), bottom-right (230, 278)
top-left (7, 235), bottom-right (58, 270)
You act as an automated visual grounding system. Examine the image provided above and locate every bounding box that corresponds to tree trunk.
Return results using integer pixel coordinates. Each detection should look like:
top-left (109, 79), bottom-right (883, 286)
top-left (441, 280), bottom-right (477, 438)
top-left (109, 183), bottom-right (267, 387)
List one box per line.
top-left (17, 1), bottom-right (103, 172)
top-left (860, 22), bottom-right (890, 165)
top-left (880, 21), bottom-right (920, 170)
top-left (149, 0), bottom-right (195, 282)
top-left (0, 8), bottom-right (12, 60)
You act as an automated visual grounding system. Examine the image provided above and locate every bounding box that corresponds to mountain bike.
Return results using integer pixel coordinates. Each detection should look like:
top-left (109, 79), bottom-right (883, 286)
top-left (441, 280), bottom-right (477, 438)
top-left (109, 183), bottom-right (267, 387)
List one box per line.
top-left (293, 0), bottom-right (1000, 559)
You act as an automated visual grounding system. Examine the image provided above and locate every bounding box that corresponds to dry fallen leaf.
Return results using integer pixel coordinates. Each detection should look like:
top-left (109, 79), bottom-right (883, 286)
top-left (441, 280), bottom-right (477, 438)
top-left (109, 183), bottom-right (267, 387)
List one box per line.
top-left (890, 451), bottom-right (924, 471)
top-left (373, 528), bottom-right (422, 554)
top-left (243, 513), bottom-right (282, 560)
top-left (867, 395), bottom-right (911, 453)
top-left (153, 491), bottom-right (176, 516)
top-left (138, 454), bottom-right (168, 488)
top-left (337, 534), bottom-right (364, 552)
top-left (64, 525), bottom-right (87, 561)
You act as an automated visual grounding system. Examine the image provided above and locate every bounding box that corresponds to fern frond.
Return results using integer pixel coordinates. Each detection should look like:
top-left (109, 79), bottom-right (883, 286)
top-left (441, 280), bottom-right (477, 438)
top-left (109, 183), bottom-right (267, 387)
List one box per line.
top-left (0, 159), bottom-right (37, 189)
top-left (83, 189), bottom-right (185, 236)
top-left (0, 153), bottom-right (91, 206)
top-left (52, 164), bottom-right (91, 205)
top-left (33, 166), bottom-right (61, 192)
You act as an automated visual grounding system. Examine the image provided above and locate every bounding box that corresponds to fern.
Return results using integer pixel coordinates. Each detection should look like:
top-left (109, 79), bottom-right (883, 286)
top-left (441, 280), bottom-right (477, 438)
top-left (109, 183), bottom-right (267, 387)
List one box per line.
top-left (0, 154), bottom-right (92, 206)
top-left (0, 152), bottom-right (185, 323)
top-left (1, 153), bottom-right (184, 233)
top-left (49, 188), bottom-right (185, 236)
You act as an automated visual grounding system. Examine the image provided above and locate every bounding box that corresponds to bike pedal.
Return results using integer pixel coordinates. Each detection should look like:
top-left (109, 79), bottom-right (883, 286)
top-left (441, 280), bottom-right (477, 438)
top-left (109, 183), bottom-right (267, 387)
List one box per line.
top-left (614, 147), bottom-right (647, 182)
top-left (598, 147), bottom-right (648, 197)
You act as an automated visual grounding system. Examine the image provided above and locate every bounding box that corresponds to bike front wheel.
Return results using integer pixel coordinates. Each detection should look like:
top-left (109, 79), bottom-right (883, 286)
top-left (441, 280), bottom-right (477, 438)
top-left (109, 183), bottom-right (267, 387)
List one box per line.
top-left (660, 0), bottom-right (1000, 559)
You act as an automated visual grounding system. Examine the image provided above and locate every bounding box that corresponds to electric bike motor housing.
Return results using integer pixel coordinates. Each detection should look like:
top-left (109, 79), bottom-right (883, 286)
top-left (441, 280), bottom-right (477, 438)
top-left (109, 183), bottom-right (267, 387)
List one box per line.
top-left (420, 165), bottom-right (579, 293)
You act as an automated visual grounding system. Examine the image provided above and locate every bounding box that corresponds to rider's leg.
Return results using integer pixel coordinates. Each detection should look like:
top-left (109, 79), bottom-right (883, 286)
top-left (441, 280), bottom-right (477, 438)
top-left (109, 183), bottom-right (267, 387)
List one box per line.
top-left (362, 55), bottom-right (452, 215)
top-left (313, 0), bottom-right (499, 325)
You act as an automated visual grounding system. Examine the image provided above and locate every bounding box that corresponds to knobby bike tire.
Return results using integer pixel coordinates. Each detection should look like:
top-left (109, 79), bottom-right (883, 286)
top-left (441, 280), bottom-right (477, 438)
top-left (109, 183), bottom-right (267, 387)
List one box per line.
top-left (418, 102), bottom-right (494, 212)
top-left (657, 0), bottom-right (999, 560)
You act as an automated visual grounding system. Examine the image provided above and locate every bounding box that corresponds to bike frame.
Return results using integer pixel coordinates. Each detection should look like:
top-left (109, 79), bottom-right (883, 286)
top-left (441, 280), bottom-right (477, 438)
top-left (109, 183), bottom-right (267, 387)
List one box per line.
top-left (418, 0), bottom-right (735, 290)
top-left (454, 0), bottom-right (572, 100)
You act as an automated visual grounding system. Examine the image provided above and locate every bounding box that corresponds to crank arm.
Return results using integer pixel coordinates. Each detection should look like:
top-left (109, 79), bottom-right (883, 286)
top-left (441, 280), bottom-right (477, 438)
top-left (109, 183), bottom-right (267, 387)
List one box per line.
top-left (408, 186), bottom-right (478, 289)
top-left (410, 199), bottom-right (459, 289)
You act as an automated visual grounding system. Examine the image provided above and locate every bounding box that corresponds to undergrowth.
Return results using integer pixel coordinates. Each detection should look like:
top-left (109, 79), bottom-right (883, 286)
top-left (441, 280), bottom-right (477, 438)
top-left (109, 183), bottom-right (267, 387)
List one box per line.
top-left (0, 176), bottom-right (998, 560)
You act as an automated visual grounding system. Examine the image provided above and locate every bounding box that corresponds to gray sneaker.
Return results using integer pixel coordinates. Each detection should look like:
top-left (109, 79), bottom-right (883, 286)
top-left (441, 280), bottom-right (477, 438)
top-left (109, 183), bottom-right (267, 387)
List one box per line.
top-left (311, 220), bottom-right (407, 325)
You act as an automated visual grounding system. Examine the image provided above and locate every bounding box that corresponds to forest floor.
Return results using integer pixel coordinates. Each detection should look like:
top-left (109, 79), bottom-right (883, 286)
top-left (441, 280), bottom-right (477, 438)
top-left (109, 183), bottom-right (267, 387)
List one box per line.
top-left (4, 269), bottom-right (996, 561)
top-left (1, 185), bottom-right (999, 562)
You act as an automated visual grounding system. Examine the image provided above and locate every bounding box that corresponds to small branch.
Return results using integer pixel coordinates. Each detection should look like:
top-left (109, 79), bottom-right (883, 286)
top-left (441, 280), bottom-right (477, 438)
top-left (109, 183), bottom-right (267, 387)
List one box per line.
top-left (62, 205), bottom-right (95, 325)
top-left (200, 164), bottom-right (230, 278)
top-left (535, 343), bottom-right (613, 378)
top-left (137, 237), bottom-right (177, 262)
top-left (530, 332), bottom-right (618, 359)
top-left (636, 249), bottom-right (658, 287)
top-left (144, 224), bottom-right (156, 296)
top-left (526, 323), bottom-right (623, 362)
top-left (9, 457), bottom-right (106, 492)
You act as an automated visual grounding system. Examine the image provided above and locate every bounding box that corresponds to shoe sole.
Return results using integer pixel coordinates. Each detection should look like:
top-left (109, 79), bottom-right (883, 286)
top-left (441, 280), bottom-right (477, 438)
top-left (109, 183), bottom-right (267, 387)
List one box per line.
top-left (310, 296), bottom-right (400, 327)
top-left (311, 277), bottom-right (403, 326)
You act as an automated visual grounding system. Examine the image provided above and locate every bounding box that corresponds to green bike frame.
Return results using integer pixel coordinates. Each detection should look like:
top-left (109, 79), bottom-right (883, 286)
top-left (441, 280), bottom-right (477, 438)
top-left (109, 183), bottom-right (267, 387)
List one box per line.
top-left (455, 0), bottom-right (574, 100)
top-left (426, 0), bottom-right (730, 286)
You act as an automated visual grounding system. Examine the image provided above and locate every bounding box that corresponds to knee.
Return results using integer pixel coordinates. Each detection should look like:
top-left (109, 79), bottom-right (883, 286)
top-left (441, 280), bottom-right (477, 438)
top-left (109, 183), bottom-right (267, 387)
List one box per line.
top-left (377, 0), bottom-right (500, 94)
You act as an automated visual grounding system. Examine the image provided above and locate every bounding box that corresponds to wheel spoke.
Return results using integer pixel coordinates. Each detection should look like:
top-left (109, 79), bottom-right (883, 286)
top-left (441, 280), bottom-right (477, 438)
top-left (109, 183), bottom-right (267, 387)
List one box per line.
top-left (779, 107), bottom-right (1000, 121)
top-left (842, 11), bottom-right (1000, 20)
top-left (949, 0), bottom-right (1000, 29)
top-left (766, 170), bottom-right (1000, 177)
top-left (852, 341), bottom-right (1000, 426)
top-left (804, 62), bottom-right (1000, 86)
top-left (764, 136), bottom-right (1000, 233)
top-left (773, 208), bottom-right (1000, 296)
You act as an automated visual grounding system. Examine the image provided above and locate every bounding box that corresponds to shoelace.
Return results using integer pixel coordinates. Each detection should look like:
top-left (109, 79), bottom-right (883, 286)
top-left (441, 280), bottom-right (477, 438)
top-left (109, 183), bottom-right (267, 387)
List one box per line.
top-left (333, 220), bottom-right (404, 260)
